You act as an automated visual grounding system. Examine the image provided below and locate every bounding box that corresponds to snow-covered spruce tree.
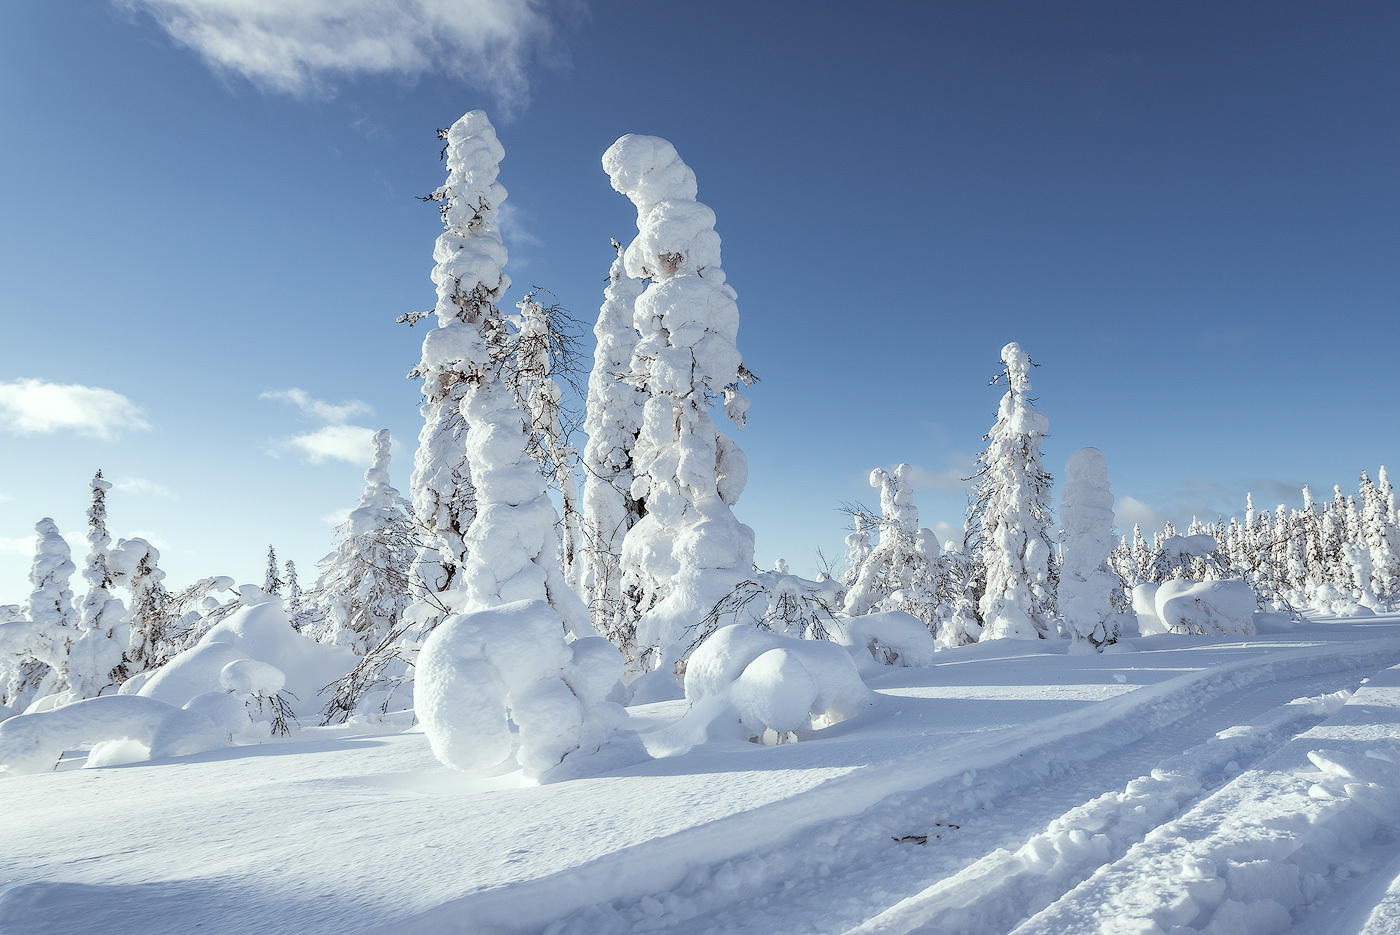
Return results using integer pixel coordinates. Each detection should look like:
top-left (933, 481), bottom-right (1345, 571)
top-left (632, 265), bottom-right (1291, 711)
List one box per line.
top-left (68, 471), bottom-right (129, 698)
top-left (108, 537), bottom-right (171, 675)
top-left (317, 429), bottom-right (415, 654)
top-left (840, 465), bottom-right (945, 633)
top-left (579, 240), bottom-right (647, 654)
top-left (1059, 447), bottom-right (1125, 651)
top-left (602, 134), bottom-right (756, 684)
top-left (284, 560), bottom-right (302, 609)
top-left (263, 545), bottom-right (283, 597)
top-left (968, 342), bottom-right (1055, 640)
top-left (937, 529), bottom-right (983, 648)
top-left (1, 519), bottom-right (77, 710)
top-left (1359, 470), bottom-right (1398, 608)
top-left (414, 111), bottom-right (624, 783)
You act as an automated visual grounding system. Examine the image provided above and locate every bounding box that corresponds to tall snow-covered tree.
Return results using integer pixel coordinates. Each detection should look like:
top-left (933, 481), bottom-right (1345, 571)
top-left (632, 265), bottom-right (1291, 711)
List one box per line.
top-left (968, 342), bottom-right (1055, 640)
top-left (580, 240), bottom-right (647, 654)
top-left (603, 133), bottom-right (756, 681)
top-left (284, 560), bottom-right (302, 609)
top-left (317, 429), bottom-right (415, 655)
top-left (68, 471), bottom-right (129, 698)
top-left (414, 111), bottom-right (622, 782)
top-left (263, 545), bottom-right (283, 597)
top-left (1059, 447), bottom-right (1124, 650)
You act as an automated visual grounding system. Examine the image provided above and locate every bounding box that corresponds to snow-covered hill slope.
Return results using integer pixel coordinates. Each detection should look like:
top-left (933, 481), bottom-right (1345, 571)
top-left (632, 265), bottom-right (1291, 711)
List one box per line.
top-left (4, 615), bottom-right (1400, 935)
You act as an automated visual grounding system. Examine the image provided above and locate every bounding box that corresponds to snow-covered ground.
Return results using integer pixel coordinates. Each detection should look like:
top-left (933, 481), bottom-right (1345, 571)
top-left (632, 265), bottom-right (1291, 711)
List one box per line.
top-left (6, 615), bottom-right (1400, 935)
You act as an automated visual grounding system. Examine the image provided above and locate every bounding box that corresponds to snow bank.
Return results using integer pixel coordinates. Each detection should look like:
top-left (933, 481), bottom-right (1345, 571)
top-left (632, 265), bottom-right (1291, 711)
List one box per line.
top-left (0, 694), bottom-right (222, 775)
top-left (138, 588), bottom-right (353, 733)
top-left (668, 624), bottom-right (873, 745)
top-left (831, 611), bottom-right (937, 673)
top-left (415, 600), bottom-right (629, 783)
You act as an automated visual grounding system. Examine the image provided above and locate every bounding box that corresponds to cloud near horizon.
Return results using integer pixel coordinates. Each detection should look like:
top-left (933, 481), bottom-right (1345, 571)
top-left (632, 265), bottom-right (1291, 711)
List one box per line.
top-left (119, 0), bottom-right (560, 111)
top-left (0, 378), bottom-right (151, 441)
top-left (288, 424), bottom-right (380, 465)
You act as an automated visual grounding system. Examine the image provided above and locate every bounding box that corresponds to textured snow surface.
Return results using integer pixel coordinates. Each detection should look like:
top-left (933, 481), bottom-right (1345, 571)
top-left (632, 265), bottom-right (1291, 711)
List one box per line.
top-left (6, 615), bottom-right (1400, 935)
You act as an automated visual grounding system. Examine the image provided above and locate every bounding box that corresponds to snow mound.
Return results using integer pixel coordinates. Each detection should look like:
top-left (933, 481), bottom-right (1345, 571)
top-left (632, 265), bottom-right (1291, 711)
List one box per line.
top-left (415, 600), bottom-right (629, 783)
top-left (831, 611), bottom-right (937, 673)
top-left (1154, 579), bottom-right (1257, 636)
top-left (0, 694), bottom-right (222, 775)
top-left (138, 589), bottom-right (353, 732)
top-left (673, 624), bottom-right (874, 745)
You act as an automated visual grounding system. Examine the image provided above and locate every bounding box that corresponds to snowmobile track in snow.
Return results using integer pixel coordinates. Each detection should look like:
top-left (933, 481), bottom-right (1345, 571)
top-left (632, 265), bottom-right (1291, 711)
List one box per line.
top-left (378, 639), bottom-right (1400, 935)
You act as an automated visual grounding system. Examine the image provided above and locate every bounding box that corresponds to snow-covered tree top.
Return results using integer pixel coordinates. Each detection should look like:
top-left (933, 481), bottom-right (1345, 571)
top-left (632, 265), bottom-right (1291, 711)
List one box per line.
top-left (366, 428), bottom-right (392, 489)
top-left (994, 341), bottom-right (1047, 438)
top-left (602, 134), bottom-right (723, 286)
top-left (429, 109), bottom-right (510, 333)
top-left (30, 518), bottom-right (74, 587)
top-left (1002, 341), bottom-right (1032, 394)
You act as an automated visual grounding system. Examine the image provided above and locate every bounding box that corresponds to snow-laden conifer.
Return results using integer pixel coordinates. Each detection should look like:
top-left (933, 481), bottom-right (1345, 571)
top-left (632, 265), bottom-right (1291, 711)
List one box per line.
top-left (1059, 447), bottom-right (1125, 651)
top-left (0, 519), bottom-right (77, 710)
top-left (317, 429), bottom-right (415, 655)
top-left (68, 471), bottom-right (129, 698)
top-left (414, 112), bottom-right (624, 781)
top-left (842, 466), bottom-right (940, 631)
top-left (969, 342), bottom-right (1055, 640)
top-left (284, 560), bottom-right (302, 609)
top-left (109, 537), bottom-right (170, 674)
top-left (602, 134), bottom-right (756, 683)
top-left (580, 240), bottom-right (647, 653)
top-left (263, 546), bottom-right (283, 597)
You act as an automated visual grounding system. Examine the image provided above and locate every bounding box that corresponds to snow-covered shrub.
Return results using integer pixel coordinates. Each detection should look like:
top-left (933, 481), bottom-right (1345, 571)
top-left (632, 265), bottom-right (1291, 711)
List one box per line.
top-left (969, 342), bottom-right (1055, 640)
top-left (844, 466), bottom-right (921, 616)
top-left (1059, 447), bottom-right (1132, 651)
top-left (1141, 579), bottom-right (1257, 636)
top-left (683, 568), bottom-right (840, 655)
top-left (831, 610), bottom-right (938, 674)
top-left (137, 587), bottom-right (353, 736)
top-left (0, 519), bottom-right (78, 711)
top-left (603, 133), bottom-right (757, 687)
top-left (107, 536), bottom-right (171, 675)
top-left (677, 624), bottom-right (873, 744)
top-left (0, 694), bottom-right (223, 775)
top-left (415, 600), bottom-right (625, 783)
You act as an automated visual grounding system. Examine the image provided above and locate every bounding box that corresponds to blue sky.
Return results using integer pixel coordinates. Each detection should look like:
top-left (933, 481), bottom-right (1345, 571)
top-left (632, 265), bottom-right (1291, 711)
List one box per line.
top-left (1, 1), bottom-right (1396, 601)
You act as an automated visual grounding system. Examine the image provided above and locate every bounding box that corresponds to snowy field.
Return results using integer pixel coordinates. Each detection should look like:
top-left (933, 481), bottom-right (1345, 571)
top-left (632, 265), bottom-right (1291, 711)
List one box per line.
top-left (6, 613), bottom-right (1400, 935)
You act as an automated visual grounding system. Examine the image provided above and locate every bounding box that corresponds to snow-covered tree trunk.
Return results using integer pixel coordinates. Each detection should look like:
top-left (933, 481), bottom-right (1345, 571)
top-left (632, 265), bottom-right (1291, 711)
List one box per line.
top-left (580, 240), bottom-right (647, 655)
top-left (69, 471), bottom-right (128, 698)
top-left (1059, 447), bottom-right (1125, 651)
top-left (969, 342), bottom-right (1055, 640)
top-left (414, 112), bottom-right (624, 783)
top-left (602, 134), bottom-right (756, 683)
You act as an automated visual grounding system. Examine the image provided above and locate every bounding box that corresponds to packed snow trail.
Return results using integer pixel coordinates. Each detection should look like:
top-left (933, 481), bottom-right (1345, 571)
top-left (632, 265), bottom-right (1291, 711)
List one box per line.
top-left (385, 636), bottom-right (1400, 935)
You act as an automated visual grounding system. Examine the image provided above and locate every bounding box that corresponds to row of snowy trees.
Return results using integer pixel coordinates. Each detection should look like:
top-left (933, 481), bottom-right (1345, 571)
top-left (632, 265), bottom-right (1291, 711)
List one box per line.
top-left (1109, 471), bottom-right (1400, 616)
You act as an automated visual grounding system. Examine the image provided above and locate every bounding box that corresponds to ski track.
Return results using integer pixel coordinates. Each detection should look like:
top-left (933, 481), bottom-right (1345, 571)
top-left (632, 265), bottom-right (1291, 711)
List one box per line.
top-left (384, 638), bottom-right (1400, 935)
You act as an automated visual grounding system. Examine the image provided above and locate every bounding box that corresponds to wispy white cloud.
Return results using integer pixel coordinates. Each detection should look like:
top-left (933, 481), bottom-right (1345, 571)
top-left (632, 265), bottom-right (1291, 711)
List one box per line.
top-left (903, 454), bottom-right (977, 492)
top-left (1114, 495), bottom-right (1173, 533)
top-left (0, 536), bottom-right (31, 556)
top-left (260, 388), bottom-right (370, 424)
top-left (118, 0), bottom-right (560, 111)
top-left (320, 507), bottom-right (352, 527)
top-left (289, 425), bottom-right (379, 464)
top-left (112, 477), bottom-right (177, 499)
top-left (0, 378), bottom-right (150, 441)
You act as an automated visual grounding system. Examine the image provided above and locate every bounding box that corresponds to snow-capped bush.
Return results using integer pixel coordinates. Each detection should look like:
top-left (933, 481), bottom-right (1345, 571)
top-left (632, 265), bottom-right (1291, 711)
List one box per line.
top-left (0, 694), bottom-right (223, 775)
top-left (1140, 579), bottom-right (1257, 636)
top-left (68, 472), bottom-right (129, 699)
top-left (415, 599), bottom-right (625, 783)
top-left (677, 624), bottom-right (873, 744)
top-left (831, 610), bottom-right (938, 674)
